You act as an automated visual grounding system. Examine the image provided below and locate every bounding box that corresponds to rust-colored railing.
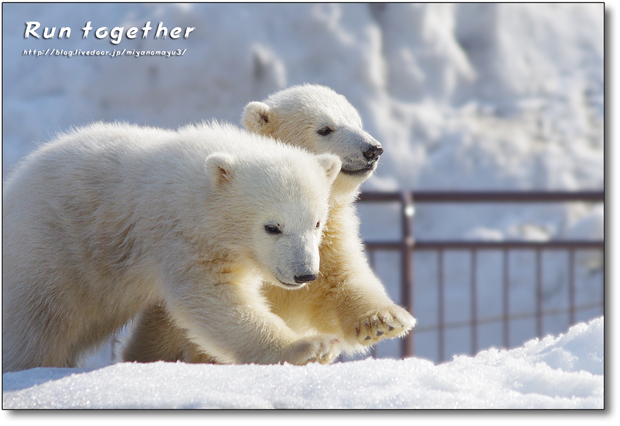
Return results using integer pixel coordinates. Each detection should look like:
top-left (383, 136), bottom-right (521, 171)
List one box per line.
top-left (357, 191), bottom-right (604, 362)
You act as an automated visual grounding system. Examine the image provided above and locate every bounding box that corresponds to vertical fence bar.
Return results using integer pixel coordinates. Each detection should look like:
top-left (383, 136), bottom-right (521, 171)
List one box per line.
top-left (368, 249), bottom-right (376, 271)
top-left (601, 247), bottom-right (605, 315)
top-left (503, 249), bottom-right (510, 349)
top-left (536, 248), bottom-right (543, 337)
top-left (368, 248), bottom-right (378, 359)
top-left (400, 191), bottom-right (414, 358)
top-left (438, 248), bottom-right (444, 363)
top-left (568, 249), bottom-right (575, 326)
top-left (471, 249), bottom-right (478, 355)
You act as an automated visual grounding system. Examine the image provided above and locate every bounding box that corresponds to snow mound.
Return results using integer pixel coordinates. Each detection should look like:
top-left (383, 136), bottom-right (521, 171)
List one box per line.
top-left (2, 317), bottom-right (603, 409)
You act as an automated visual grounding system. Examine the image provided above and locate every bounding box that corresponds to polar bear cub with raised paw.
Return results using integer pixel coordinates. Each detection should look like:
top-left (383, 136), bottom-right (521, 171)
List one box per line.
top-left (2, 121), bottom-right (343, 372)
top-left (122, 85), bottom-right (416, 364)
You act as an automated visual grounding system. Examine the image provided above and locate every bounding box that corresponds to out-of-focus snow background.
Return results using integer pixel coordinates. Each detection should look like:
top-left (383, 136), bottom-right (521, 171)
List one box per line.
top-left (2, 2), bottom-right (608, 411)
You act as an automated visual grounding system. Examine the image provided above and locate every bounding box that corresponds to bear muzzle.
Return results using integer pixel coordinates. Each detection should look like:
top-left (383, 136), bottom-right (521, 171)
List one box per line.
top-left (340, 135), bottom-right (383, 176)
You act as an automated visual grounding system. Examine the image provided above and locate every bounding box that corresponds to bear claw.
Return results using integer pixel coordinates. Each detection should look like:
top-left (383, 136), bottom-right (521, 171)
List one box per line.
top-left (289, 335), bottom-right (341, 365)
top-left (353, 305), bottom-right (416, 345)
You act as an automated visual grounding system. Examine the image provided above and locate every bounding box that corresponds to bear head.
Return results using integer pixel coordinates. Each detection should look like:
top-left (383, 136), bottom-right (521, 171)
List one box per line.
top-left (241, 84), bottom-right (383, 199)
top-left (205, 148), bottom-right (341, 290)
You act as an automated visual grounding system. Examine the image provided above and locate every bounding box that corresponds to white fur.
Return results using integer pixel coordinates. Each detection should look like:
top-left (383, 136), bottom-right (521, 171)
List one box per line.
top-left (2, 121), bottom-right (343, 371)
top-left (122, 85), bottom-right (415, 364)
top-left (243, 84), bottom-right (384, 203)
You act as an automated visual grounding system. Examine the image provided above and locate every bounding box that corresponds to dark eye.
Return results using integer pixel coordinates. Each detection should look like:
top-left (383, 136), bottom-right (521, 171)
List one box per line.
top-left (315, 221), bottom-right (321, 229)
top-left (317, 126), bottom-right (333, 136)
top-left (264, 224), bottom-right (282, 235)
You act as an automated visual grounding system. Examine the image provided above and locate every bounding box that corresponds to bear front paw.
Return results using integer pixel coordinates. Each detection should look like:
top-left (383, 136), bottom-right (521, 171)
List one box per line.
top-left (284, 335), bottom-right (341, 365)
top-left (355, 305), bottom-right (416, 345)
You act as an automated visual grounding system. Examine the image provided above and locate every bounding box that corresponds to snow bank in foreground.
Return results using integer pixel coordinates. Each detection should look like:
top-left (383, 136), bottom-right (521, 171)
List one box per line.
top-left (2, 317), bottom-right (603, 409)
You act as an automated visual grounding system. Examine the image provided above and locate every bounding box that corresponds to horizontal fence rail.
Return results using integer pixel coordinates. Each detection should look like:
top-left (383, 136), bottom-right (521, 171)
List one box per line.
top-left (358, 190), bottom-right (605, 203)
top-left (357, 190), bottom-right (604, 362)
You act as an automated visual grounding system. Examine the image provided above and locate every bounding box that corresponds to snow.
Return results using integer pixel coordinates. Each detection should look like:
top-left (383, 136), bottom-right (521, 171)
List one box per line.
top-left (2, 317), bottom-right (604, 409)
top-left (2, 3), bottom-right (604, 195)
top-left (1, 1), bottom-right (609, 411)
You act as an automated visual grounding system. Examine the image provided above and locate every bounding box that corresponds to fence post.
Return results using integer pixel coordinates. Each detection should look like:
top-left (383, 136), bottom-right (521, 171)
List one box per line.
top-left (400, 191), bottom-right (415, 358)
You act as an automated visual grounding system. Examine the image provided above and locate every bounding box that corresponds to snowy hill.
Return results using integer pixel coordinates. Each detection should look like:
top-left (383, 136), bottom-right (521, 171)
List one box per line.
top-left (2, 3), bottom-right (603, 194)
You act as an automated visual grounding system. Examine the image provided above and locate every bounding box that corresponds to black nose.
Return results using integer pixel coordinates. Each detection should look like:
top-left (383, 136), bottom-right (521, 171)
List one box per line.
top-left (294, 274), bottom-right (318, 283)
top-left (363, 145), bottom-right (383, 161)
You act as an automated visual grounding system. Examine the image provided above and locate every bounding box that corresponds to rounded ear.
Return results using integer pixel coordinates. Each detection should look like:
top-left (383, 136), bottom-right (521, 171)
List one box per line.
top-left (205, 153), bottom-right (235, 185)
top-left (241, 101), bottom-right (272, 133)
top-left (316, 153), bottom-right (342, 185)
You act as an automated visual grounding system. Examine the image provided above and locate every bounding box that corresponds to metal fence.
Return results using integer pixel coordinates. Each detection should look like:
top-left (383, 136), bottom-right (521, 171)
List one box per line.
top-left (357, 191), bottom-right (604, 362)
